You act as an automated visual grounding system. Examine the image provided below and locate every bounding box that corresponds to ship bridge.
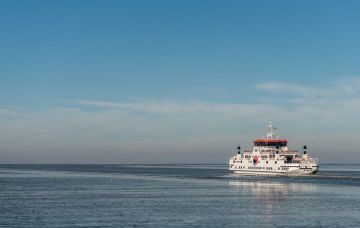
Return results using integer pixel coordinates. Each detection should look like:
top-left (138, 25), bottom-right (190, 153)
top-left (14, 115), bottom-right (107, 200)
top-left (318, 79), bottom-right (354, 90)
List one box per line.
top-left (254, 137), bottom-right (288, 147)
top-left (253, 122), bottom-right (287, 147)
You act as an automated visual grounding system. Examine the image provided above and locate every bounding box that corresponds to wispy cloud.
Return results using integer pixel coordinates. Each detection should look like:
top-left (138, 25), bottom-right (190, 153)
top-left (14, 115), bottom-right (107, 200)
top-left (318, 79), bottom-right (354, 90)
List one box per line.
top-left (1, 78), bottom-right (360, 163)
top-left (256, 82), bottom-right (319, 97)
top-left (71, 99), bottom-right (278, 116)
top-left (256, 77), bottom-right (360, 105)
top-left (0, 108), bottom-right (22, 117)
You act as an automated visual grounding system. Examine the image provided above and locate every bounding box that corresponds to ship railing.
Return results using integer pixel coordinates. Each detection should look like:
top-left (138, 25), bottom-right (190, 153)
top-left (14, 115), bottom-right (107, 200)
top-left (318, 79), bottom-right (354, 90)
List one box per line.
top-left (280, 151), bottom-right (298, 154)
top-left (259, 150), bottom-right (298, 154)
top-left (255, 136), bottom-right (287, 140)
top-left (297, 157), bottom-right (318, 164)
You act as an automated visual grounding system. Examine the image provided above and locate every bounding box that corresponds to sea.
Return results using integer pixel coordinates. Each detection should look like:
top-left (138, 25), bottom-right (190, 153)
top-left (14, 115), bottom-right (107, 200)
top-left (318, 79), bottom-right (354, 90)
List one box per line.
top-left (0, 164), bottom-right (359, 227)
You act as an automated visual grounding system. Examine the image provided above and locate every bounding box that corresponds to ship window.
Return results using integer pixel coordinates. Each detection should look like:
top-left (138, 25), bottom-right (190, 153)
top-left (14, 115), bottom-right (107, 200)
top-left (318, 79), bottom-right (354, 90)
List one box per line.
top-left (266, 161), bottom-right (268, 164)
top-left (241, 161), bottom-right (242, 163)
top-left (275, 161), bottom-right (277, 164)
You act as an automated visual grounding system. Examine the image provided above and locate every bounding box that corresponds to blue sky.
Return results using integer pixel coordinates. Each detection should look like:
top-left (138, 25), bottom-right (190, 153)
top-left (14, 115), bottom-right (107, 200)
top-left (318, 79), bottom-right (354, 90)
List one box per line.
top-left (1, 0), bottom-right (360, 163)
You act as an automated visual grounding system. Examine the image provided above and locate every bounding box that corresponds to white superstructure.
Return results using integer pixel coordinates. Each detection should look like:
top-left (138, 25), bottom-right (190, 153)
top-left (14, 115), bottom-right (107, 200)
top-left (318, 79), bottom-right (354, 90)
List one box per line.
top-left (229, 123), bottom-right (319, 175)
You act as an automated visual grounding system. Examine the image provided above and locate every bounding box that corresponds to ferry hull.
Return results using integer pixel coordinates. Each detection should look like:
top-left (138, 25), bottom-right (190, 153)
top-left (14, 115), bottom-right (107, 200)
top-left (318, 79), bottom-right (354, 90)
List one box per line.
top-left (230, 166), bottom-right (319, 176)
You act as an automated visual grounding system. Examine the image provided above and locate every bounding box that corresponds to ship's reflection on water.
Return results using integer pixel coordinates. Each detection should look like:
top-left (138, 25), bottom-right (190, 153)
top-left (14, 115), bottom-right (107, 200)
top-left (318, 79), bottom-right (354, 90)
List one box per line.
top-left (228, 178), bottom-right (317, 223)
top-left (229, 180), bottom-right (316, 207)
top-left (229, 179), bottom-right (316, 202)
top-left (229, 180), bottom-right (316, 197)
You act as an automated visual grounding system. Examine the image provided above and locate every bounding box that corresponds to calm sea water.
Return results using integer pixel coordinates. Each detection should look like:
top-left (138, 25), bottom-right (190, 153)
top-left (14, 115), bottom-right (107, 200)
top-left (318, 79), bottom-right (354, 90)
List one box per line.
top-left (0, 164), bottom-right (359, 227)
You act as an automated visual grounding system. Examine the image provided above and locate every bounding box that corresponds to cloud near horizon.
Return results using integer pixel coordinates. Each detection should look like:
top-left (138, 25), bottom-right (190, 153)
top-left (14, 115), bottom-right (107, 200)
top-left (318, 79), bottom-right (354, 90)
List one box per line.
top-left (1, 79), bottom-right (360, 163)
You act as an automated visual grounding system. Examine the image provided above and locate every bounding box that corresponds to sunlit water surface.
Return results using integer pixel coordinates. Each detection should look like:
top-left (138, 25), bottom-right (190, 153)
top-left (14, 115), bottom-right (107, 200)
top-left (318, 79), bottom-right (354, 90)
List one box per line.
top-left (0, 164), bottom-right (359, 227)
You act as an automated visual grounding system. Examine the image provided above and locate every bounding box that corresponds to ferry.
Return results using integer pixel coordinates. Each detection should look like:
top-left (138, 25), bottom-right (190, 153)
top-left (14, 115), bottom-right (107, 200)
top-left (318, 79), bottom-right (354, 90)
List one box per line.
top-left (229, 123), bottom-right (319, 175)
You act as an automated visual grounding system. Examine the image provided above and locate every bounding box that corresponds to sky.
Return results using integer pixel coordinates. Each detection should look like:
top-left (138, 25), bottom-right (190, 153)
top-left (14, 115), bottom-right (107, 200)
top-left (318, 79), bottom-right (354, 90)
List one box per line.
top-left (1, 0), bottom-right (360, 163)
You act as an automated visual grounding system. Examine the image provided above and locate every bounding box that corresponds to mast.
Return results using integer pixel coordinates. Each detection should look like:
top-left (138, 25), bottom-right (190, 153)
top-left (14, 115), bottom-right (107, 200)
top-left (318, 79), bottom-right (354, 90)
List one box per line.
top-left (266, 122), bottom-right (276, 138)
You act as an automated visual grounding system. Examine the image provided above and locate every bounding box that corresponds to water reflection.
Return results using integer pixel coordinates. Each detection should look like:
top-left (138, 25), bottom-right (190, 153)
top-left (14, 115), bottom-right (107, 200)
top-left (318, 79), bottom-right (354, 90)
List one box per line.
top-left (228, 180), bottom-right (317, 224)
top-left (229, 180), bottom-right (316, 204)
